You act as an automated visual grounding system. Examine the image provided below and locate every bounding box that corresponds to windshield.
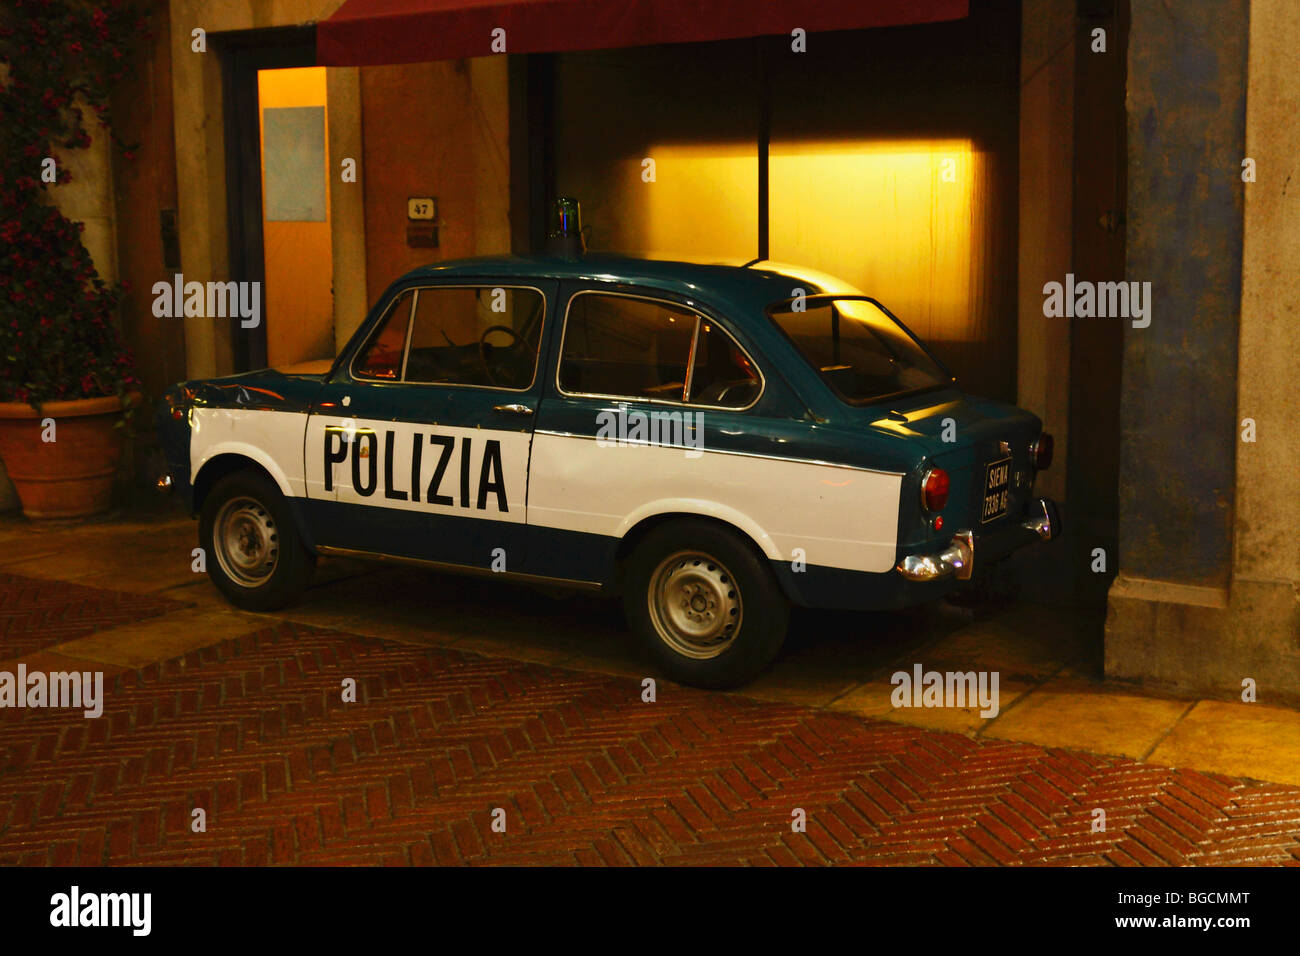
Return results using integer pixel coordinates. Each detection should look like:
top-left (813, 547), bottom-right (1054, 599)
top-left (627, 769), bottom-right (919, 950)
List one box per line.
top-left (769, 297), bottom-right (950, 405)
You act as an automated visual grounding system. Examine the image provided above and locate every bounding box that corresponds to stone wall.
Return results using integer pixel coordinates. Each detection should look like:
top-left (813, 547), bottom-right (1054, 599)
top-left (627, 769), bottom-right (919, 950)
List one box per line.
top-left (1107, 0), bottom-right (1300, 703)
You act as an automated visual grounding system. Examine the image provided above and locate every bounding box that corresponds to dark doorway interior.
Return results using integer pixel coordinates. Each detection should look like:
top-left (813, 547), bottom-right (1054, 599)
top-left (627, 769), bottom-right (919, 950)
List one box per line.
top-left (1068, 0), bottom-right (1128, 606)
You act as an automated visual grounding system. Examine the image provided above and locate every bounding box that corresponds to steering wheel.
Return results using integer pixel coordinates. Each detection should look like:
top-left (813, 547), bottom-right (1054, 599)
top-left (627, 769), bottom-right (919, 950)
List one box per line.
top-left (694, 378), bottom-right (759, 408)
top-left (479, 325), bottom-right (521, 386)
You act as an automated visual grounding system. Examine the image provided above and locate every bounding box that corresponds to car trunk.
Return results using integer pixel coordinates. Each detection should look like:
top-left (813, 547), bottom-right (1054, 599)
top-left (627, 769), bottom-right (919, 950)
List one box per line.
top-left (862, 388), bottom-right (1043, 535)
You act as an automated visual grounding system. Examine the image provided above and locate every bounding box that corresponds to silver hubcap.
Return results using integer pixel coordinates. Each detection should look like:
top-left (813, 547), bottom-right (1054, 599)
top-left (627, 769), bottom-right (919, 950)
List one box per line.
top-left (214, 496), bottom-right (279, 587)
top-left (647, 550), bottom-right (743, 660)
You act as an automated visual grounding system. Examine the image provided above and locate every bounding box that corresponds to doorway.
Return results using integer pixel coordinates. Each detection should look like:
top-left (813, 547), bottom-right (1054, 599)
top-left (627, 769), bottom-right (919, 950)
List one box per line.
top-left (256, 66), bottom-right (333, 367)
top-left (218, 27), bottom-right (332, 372)
top-left (1067, 0), bottom-right (1128, 607)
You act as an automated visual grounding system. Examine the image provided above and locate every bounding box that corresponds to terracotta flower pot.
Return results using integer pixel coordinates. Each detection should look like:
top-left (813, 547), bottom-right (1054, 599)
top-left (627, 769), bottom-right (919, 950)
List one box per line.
top-left (0, 394), bottom-right (135, 519)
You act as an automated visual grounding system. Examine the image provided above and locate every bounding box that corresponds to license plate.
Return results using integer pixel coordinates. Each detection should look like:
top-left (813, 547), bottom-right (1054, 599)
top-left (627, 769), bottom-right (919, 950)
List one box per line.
top-left (981, 456), bottom-right (1012, 523)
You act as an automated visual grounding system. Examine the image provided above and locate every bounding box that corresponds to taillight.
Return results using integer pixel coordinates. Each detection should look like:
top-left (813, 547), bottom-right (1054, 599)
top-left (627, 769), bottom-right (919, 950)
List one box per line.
top-left (1031, 433), bottom-right (1054, 470)
top-left (920, 467), bottom-right (949, 512)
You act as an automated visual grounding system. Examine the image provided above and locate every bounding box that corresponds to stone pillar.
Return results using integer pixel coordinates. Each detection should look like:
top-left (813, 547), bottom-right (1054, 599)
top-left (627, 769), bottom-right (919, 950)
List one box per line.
top-left (169, 0), bottom-right (228, 380)
top-left (1010, 0), bottom-right (1075, 601)
top-left (1105, 0), bottom-right (1300, 702)
top-left (1017, 0), bottom-right (1075, 510)
top-left (1234, 1), bottom-right (1300, 627)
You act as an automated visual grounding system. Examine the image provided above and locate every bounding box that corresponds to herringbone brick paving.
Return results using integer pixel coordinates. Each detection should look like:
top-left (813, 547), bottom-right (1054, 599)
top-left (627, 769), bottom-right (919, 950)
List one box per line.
top-left (2, 615), bottom-right (1300, 866)
top-left (0, 571), bottom-right (188, 659)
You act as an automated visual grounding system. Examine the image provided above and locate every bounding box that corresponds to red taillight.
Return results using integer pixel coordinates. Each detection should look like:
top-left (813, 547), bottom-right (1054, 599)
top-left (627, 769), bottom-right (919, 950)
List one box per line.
top-left (921, 467), bottom-right (949, 512)
top-left (1031, 433), bottom-right (1054, 470)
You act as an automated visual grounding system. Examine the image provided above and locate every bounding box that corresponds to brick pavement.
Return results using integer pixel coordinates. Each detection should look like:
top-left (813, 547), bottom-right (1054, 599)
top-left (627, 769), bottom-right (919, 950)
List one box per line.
top-left (0, 571), bottom-right (188, 660)
top-left (2, 606), bottom-right (1299, 866)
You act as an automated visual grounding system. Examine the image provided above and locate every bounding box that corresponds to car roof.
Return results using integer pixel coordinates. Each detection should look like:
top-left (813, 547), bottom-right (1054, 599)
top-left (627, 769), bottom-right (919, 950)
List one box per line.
top-left (395, 254), bottom-right (864, 313)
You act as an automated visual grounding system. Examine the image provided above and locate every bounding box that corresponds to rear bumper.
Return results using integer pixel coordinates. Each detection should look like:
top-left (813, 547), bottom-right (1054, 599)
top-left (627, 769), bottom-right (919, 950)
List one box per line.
top-left (895, 497), bottom-right (1060, 582)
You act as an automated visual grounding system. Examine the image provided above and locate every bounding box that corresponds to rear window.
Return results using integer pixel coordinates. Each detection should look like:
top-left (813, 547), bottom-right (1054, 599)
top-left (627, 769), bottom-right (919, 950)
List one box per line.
top-left (769, 297), bottom-right (949, 404)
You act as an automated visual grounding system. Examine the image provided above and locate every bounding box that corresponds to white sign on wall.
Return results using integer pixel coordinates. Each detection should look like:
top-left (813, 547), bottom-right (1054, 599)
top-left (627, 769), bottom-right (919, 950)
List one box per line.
top-left (407, 197), bottom-right (437, 221)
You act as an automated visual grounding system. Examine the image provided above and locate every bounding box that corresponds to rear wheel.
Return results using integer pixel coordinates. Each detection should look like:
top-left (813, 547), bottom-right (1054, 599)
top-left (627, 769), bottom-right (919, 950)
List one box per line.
top-left (623, 520), bottom-right (788, 688)
top-left (200, 470), bottom-right (315, 611)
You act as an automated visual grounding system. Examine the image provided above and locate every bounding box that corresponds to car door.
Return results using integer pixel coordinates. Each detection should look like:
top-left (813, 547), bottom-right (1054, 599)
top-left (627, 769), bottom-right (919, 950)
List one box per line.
top-left (525, 282), bottom-right (768, 583)
top-left (303, 279), bottom-right (556, 574)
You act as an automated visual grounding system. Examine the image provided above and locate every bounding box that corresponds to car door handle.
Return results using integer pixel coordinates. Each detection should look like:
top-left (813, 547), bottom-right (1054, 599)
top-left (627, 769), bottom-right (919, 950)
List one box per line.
top-left (493, 403), bottom-right (534, 416)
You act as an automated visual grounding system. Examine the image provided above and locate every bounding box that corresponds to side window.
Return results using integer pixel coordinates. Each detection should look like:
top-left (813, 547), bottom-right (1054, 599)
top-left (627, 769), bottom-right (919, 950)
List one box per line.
top-left (354, 291), bottom-right (413, 380)
top-left (688, 319), bottom-right (761, 409)
top-left (559, 292), bottom-right (761, 408)
top-left (559, 294), bottom-right (695, 400)
top-left (404, 286), bottom-right (544, 389)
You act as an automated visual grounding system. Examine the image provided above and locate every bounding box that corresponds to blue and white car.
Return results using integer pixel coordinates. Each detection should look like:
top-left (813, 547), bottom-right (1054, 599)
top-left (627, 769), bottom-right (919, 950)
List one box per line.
top-left (157, 255), bottom-right (1058, 687)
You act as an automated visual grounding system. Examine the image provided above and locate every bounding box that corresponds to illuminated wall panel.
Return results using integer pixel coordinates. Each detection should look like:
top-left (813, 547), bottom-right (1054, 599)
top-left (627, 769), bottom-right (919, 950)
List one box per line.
top-left (769, 138), bottom-right (989, 356)
top-left (258, 66), bottom-right (333, 367)
top-left (572, 143), bottom-right (758, 261)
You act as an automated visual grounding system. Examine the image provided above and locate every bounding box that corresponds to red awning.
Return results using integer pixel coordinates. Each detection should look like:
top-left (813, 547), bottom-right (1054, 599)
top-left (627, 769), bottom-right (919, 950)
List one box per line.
top-left (317, 0), bottom-right (968, 66)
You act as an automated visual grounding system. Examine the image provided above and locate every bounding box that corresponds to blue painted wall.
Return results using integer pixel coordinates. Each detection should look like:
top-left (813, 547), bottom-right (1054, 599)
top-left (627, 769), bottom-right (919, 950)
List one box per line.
top-left (1119, 0), bottom-right (1248, 586)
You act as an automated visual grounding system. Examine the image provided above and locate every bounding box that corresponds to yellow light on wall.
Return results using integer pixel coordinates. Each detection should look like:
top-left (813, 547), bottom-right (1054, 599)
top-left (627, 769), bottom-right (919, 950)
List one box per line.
top-left (257, 66), bottom-right (333, 368)
top-left (582, 142), bottom-right (759, 262)
top-left (558, 132), bottom-right (996, 384)
top-left (769, 138), bottom-right (980, 350)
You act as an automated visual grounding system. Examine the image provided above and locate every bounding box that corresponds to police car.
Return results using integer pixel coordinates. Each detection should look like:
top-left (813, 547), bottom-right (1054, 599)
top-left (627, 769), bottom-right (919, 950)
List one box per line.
top-left (157, 254), bottom-right (1058, 688)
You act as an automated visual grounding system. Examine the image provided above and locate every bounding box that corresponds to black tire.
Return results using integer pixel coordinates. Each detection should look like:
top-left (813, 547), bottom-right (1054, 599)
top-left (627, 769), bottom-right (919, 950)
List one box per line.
top-left (622, 519), bottom-right (789, 689)
top-left (199, 470), bottom-right (316, 611)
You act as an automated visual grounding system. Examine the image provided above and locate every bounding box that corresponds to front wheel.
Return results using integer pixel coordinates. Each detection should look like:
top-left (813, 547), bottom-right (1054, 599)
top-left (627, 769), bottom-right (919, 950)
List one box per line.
top-left (623, 520), bottom-right (789, 688)
top-left (199, 470), bottom-right (315, 611)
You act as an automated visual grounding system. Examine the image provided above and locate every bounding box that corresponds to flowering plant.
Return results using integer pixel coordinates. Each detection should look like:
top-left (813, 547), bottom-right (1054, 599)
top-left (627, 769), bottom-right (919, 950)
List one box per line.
top-left (0, 0), bottom-right (148, 406)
